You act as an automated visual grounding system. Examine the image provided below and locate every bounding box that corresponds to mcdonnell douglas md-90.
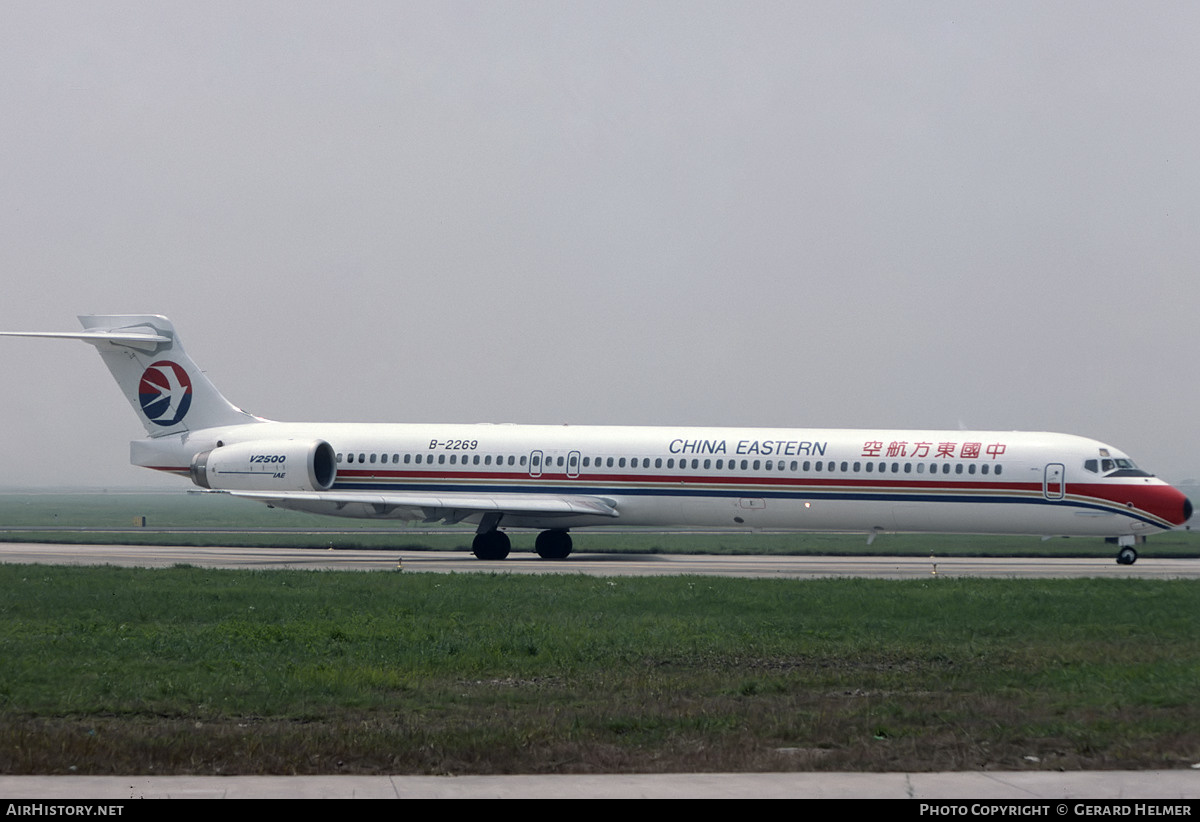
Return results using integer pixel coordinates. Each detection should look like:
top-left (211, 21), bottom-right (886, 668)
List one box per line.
top-left (1, 315), bottom-right (1191, 564)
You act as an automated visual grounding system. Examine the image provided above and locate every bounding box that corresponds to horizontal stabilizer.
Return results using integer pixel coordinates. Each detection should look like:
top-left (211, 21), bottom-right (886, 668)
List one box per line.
top-left (0, 329), bottom-right (171, 353)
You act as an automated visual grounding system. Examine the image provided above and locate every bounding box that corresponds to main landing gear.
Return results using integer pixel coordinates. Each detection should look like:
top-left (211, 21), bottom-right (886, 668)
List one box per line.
top-left (471, 528), bottom-right (511, 560)
top-left (534, 529), bottom-right (573, 560)
top-left (471, 514), bottom-right (573, 560)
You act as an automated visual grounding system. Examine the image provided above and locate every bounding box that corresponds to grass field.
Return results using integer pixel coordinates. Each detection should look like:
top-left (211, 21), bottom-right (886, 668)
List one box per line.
top-left (1, 491), bottom-right (1197, 775)
top-left (1, 565), bottom-right (1198, 774)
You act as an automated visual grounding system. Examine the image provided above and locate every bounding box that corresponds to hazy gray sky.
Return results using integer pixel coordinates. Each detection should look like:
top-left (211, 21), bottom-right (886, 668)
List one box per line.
top-left (2, 1), bottom-right (1198, 488)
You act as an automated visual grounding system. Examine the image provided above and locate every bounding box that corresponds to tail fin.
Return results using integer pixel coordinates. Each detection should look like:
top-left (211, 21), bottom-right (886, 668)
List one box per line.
top-left (1, 314), bottom-right (264, 436)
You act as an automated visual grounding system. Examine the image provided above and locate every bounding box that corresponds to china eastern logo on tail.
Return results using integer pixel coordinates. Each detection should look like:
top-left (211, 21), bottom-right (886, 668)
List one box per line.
top-left (138, 360), bottom-right (192, 426)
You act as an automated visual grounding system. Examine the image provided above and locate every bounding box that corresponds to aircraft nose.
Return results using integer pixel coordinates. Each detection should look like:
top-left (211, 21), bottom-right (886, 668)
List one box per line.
top-left (1149, 485), bottom-right (1192, 527)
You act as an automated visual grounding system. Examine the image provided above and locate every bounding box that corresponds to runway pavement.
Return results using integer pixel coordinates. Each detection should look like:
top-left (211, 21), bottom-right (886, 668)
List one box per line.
top-left (1, 542), bottom-right (1198, 578)
top-left (1, 770), bottom-right (1198, 799)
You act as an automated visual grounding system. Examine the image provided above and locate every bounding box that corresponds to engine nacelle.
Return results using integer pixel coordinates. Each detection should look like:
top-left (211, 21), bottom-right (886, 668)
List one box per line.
top-left (190, 439), bottom-right (337, 492)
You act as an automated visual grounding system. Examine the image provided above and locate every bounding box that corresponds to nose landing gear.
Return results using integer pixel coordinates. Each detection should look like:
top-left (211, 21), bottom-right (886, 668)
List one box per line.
top-left (1112, 535), bottom-right (1140, 565)
top-left (1116, 545), bottom-right (1138, 565)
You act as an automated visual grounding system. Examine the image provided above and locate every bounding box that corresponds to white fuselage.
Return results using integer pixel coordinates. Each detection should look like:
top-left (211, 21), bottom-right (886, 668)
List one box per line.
top-left (134, 421), bottom-right (1191, 538)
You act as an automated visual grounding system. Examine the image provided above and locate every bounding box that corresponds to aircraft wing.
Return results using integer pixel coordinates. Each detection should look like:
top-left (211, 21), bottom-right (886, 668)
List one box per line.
top-left (206, 489), bottom-right (620, 525)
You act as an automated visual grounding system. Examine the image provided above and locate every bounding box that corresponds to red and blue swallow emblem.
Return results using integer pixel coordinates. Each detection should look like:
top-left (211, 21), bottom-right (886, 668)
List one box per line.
top-left (138, 360), bottom-right (192, 426)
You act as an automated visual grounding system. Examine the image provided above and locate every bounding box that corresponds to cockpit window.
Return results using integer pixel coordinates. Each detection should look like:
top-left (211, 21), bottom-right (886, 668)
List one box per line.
top-left (1084, 456), bottom-right (1151, 477)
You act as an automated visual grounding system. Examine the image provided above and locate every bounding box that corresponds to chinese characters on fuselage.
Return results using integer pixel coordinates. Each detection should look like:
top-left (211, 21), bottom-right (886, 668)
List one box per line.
top-left (860, 440), bottom-right (1007, 459)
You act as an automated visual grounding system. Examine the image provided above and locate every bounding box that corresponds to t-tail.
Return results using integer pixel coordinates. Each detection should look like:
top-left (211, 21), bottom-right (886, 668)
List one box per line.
top-left (0, 314), bottom-right (262, 436)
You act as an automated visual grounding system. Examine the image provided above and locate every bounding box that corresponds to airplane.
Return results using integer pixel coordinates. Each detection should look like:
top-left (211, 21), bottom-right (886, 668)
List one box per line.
top-left (1, 314), bottom-right (1191, 564)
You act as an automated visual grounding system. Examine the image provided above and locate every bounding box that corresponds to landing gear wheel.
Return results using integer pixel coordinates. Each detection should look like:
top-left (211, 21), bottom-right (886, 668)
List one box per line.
top-left (1116, 546), bottom-right (1138, 566)
top-left (535, 529), bottom-right (573, 560)
top-left (472, 530), bottom-right (511, 560)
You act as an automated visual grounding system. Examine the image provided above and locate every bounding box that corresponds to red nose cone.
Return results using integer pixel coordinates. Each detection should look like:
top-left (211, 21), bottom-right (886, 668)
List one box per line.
top-left (1158, 486), bottom-right (1193, 526)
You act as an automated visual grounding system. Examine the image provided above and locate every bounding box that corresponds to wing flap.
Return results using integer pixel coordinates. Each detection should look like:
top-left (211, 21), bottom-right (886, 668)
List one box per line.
top-left (206, 489), bottom-right (619, 521)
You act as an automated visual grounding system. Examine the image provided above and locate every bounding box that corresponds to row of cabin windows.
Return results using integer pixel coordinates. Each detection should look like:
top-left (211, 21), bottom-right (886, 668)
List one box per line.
top-left (341, 452), bottom-right (526, 466)
top-left (337, 451), bottom-right (1003, 476)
